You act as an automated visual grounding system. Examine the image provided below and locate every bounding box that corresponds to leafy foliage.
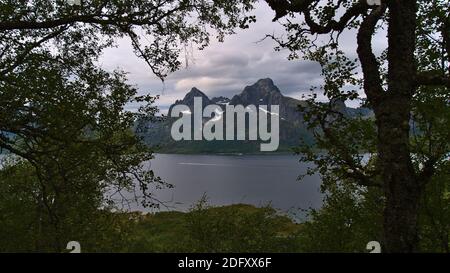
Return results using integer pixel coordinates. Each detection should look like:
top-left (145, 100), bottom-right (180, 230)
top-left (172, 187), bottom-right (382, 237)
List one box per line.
top-left (0, 160), bottom-right (132, 252)
top-left (0, 0), bottom-right (255, 252)
top-left (265, 0), bottom-right (449, 252)
top-left (126, 199), bottom-right (300, 253)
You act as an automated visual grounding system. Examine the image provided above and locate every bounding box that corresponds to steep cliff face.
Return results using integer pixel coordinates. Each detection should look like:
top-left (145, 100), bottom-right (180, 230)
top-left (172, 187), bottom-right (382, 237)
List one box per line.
top-left (229, 78), bottom-right (308, 125)
top-left (230, 78), bottom-right (281, 105)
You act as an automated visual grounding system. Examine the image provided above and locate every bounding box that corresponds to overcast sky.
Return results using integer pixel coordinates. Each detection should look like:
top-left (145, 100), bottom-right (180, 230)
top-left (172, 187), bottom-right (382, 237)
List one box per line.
top-left (99, 2), bottom-right (387, 114)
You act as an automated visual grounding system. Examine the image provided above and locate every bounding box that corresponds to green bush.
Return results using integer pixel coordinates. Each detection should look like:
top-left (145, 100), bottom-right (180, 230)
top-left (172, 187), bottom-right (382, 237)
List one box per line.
top-left (126, 197), bottom-right (301, 253)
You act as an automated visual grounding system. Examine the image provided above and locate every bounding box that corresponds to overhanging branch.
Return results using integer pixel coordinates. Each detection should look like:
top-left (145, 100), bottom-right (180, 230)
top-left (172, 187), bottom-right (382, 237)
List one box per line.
top-left (266, 0), bottom-right (369, 33)
top-left (356, 4), bottom-right (386, 106)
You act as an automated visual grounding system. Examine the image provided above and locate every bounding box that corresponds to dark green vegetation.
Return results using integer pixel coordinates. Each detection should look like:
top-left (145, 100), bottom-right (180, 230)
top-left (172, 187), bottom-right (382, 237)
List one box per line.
top-left (0, 160), bottom-right (131, 252)
top-left (126, 202), bottom-right (301, 253)
top-left (140, 118), bottom-right (312, 154)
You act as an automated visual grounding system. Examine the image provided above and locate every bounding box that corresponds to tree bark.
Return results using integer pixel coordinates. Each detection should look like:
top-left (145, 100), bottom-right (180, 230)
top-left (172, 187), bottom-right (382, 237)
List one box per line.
top-left (376, 0), bottom-right (422, 253)
top-left (376, 98), bottom-right (422, 252)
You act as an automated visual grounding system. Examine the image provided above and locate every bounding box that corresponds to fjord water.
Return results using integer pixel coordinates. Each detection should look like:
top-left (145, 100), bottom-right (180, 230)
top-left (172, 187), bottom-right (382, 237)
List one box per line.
top-left (118, 154), bottom-right (323, 214)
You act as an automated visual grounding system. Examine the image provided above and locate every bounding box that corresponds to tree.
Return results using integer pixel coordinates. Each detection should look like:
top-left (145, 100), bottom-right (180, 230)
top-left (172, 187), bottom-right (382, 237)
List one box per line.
top-left (296, 179), bottom-right (384, 252)
top-left (265, 0), bottom-right (449, 252)
top-left (0, 0), bottom-right (255, 251)
top-left (0, 159), bottom-right (133, 252)
top-left (0, 0), bottom-right (255, 80)
top-left (0, 53), bottom-right (166, 251)
top-left (0, 0), bottom-right (256, 161)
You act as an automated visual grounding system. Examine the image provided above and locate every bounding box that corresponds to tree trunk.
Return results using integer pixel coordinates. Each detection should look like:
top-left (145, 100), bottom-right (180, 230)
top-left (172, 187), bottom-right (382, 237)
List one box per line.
top-left (377, 98), bottom-right (422, 252)
top-left (376, 0), bottom-right (422, 253)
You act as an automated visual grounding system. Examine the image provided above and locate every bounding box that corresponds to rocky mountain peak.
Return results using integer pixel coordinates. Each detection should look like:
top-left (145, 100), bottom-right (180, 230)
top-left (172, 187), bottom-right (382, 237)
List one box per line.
top-left (254, 78), bottom-right (277, 89)
top-left (230, 78), bottom-right (282, 106)
top-left (184, 87), bottom-right (210, 102)
top-left (169, 87), bottom-right (212, 115)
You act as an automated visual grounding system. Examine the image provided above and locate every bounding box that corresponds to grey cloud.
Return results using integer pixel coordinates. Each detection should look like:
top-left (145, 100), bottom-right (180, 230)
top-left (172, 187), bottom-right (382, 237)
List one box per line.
top-left (99, 2), bottom-right (385, 113)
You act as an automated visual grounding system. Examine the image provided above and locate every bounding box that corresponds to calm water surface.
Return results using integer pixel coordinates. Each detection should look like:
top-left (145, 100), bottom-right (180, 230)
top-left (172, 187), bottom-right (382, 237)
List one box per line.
top-left (116, 154), bottom-right (323, 214)
top-left (1, 153), bottom-right (323, 214)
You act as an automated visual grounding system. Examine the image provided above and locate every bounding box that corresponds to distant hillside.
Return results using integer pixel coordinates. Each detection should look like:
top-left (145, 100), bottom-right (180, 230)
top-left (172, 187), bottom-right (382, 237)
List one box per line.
top-left (137, 78), bottom-right (371, 154)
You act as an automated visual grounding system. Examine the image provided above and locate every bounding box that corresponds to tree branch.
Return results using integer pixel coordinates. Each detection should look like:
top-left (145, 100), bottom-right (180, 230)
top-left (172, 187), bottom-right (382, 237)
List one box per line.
top-left (0, 26), bottom-right (68, 74)
top-left (416, 71), bottom-right (450, 88)
top-left (356, 4), bottom-right (386, 106)
top-left (266, 0), bottom-right (369, 33)
top-left (0, 2), bottom-right (190, 31)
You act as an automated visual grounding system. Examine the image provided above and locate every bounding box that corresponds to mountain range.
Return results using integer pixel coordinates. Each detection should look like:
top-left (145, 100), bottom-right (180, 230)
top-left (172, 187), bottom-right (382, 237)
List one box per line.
top-left (138, 78), bottom-right (370, 154)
